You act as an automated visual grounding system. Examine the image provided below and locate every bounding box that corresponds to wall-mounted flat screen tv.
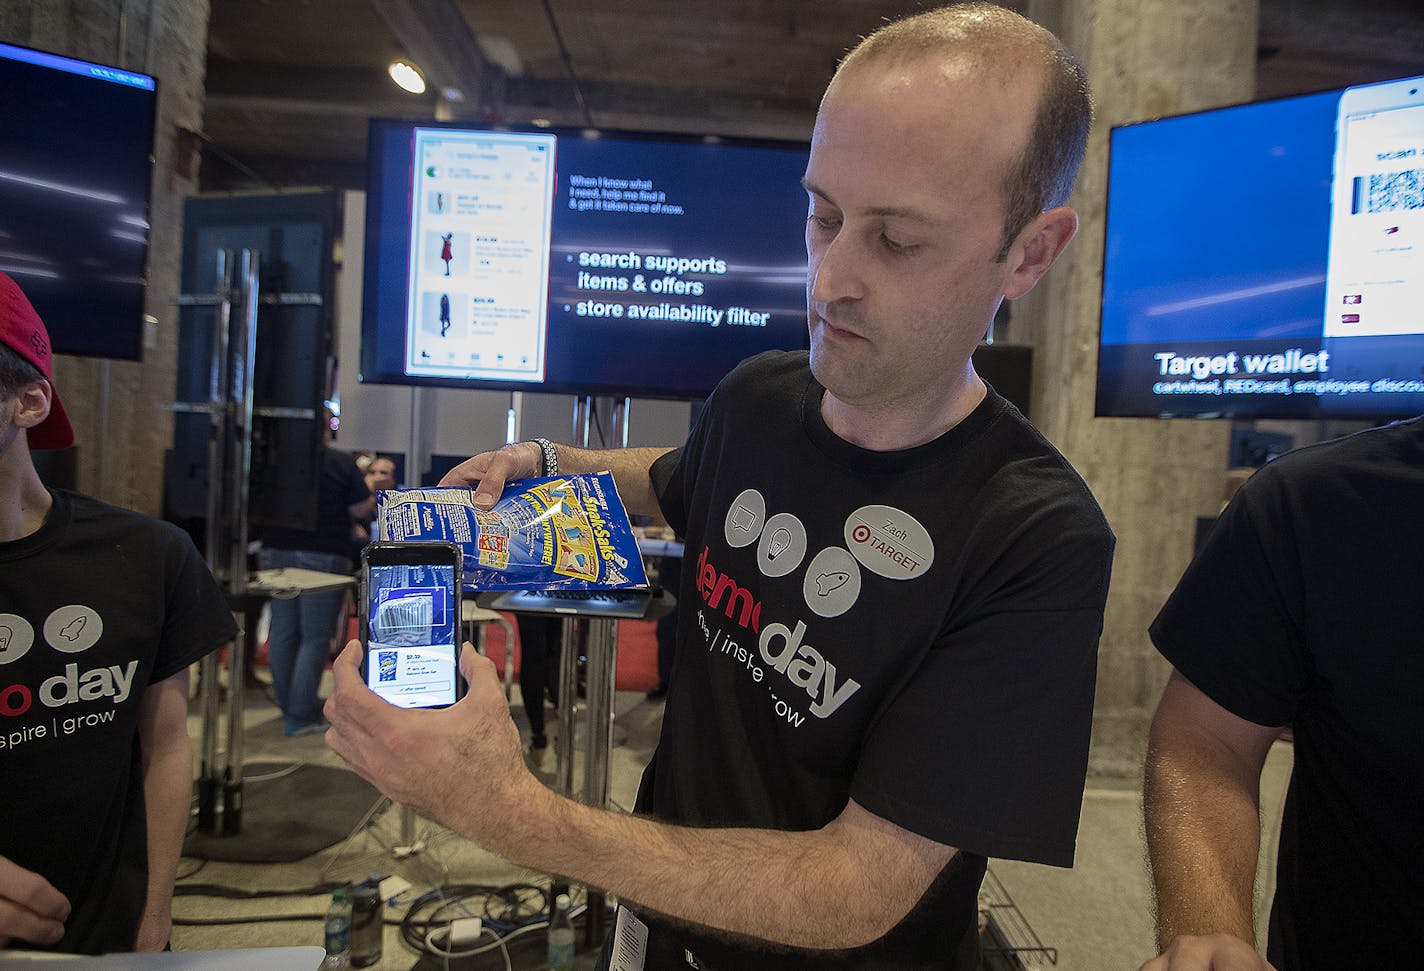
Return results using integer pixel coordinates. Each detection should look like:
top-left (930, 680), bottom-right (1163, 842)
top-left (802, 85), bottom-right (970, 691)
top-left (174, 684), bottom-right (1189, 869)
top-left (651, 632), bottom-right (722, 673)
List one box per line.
top-left (1097, 74), bottom-right (1424, 419)
top-left (361, 119), bottom-right (809, 400)
top-left (0, 42), bottom-right (156, 361)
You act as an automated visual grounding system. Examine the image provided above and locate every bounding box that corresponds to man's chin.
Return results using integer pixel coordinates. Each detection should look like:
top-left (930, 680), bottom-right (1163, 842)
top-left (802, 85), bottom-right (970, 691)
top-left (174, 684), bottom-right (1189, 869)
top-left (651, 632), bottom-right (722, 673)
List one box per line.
top-left (809, 346), bottom-right (869, 399)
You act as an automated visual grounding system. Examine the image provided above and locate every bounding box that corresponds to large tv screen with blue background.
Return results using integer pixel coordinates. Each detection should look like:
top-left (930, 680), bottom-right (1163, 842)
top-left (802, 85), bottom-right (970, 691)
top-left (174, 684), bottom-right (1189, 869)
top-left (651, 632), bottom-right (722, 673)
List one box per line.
top-left (1098, 76), bottom-right (1424, 419)
top-left (361, 119), bottom-right (809, 400)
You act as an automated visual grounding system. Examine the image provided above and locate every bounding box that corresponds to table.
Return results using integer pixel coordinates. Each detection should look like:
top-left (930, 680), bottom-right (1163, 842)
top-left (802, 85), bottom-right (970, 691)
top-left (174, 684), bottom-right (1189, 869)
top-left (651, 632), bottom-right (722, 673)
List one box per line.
top-left (635, 537), bottom-right (684, 559)
top-left (0, 947), bottom-right (324, 969)
top-left (195, 569), bottom-right (354, 836)
top-left (487, 589), bottom-right (673, 950)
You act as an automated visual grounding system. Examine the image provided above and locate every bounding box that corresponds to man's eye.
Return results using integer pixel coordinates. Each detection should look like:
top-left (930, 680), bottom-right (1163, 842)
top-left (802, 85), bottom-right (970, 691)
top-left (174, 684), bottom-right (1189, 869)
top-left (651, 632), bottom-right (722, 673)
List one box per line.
top-left (881, 234), bottom-right (917, 254)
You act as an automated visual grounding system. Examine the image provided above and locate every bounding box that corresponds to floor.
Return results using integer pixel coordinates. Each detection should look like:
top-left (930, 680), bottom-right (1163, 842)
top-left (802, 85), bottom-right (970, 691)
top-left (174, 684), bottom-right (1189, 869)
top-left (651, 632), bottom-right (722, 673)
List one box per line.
top-left (170, 672), bottom-right (1293, 971)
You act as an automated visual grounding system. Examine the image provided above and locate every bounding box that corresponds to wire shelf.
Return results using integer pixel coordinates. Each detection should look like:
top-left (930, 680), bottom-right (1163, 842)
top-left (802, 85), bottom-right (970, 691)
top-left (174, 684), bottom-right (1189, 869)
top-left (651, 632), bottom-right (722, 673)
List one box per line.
top-left (979, 866), bottom-right (1059, 969)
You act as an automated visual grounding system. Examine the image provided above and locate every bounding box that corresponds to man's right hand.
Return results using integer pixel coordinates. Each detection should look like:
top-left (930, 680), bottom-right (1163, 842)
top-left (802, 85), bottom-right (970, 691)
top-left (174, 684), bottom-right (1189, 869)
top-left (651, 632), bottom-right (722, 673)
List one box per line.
top-left (1137, 934), bottom-right (1277, 971)
top-left (437, 443), bottom-right (543, 509)
top-left (0, 856), bottom-right (70, 948)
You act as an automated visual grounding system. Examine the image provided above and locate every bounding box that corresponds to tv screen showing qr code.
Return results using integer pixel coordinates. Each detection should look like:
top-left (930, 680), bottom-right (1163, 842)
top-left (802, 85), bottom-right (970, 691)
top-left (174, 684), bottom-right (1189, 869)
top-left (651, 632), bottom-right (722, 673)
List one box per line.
top-left (1099, 74), bottom-right (1424, 420)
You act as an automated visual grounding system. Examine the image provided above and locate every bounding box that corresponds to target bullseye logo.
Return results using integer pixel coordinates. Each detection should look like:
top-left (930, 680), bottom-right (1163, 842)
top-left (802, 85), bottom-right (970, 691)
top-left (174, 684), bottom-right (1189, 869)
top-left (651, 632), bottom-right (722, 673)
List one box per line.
top-left (844, 505), bottom-right (934, 580)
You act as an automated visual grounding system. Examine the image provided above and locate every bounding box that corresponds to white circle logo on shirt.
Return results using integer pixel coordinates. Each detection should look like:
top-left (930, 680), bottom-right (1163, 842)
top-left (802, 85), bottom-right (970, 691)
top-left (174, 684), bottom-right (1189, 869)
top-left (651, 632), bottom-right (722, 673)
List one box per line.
top-left (0, 614), bottom-right (36, 665)
top-left (756, 513), bottom-right (807, 577)
top-left (844, 505), bottom-right (934, 580)
top-left (803, 547), bottom-right (862, 618)
top-left (724, 489), bottom-right (766, 548)
top-left (44, 606), bottom-right (103, 653)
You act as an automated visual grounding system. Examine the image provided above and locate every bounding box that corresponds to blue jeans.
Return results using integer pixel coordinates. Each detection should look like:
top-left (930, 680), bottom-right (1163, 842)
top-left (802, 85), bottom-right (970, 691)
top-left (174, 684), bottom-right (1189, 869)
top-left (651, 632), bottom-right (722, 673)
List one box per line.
top-left (259, 548), bottom-right (351, 730)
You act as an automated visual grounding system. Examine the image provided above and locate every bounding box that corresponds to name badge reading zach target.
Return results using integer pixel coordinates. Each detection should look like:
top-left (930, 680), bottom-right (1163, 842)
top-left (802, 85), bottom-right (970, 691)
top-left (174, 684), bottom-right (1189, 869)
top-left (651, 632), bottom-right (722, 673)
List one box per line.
top-left (844, 505), bottom-right (934, 580)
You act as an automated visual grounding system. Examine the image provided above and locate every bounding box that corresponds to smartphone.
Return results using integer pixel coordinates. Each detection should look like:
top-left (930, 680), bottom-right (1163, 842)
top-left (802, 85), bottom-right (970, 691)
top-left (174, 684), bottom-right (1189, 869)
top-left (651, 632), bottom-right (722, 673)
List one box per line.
top-left (1322, 75), bottom-right (1424, 340)
top-left (360, 541), bottom-right (465, 708)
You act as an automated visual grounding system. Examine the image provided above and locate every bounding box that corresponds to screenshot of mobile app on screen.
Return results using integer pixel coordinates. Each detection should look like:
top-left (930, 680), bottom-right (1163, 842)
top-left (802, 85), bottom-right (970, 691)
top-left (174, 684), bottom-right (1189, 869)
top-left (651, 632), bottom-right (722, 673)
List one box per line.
top-left (366, 563), bottom-right (458, 708)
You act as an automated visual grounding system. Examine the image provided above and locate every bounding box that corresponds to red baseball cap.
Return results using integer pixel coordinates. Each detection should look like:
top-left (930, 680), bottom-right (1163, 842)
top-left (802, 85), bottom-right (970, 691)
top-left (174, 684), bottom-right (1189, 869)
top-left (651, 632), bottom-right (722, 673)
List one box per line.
top-left (0, 271), bottom-right (74, 450)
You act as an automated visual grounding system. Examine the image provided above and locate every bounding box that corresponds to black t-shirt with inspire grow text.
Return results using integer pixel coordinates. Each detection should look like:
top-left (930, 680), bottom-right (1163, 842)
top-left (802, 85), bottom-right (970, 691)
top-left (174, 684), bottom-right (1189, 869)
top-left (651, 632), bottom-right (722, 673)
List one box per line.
top-left (635, 351), bottom-right (1114, 970)
top-left (0, 490), bottom-right (234, 954)
top-left (1151, 416), bottom-right (1424, 971)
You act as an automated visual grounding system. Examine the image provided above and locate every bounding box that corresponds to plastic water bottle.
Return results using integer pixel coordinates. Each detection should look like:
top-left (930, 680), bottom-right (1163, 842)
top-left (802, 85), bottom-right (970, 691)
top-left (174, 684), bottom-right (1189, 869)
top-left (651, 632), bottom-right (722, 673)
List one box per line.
top-left (349, 877), bottom-right (383, 968)
top-left (321, 888), bottom-right (352, 969)
top-left (546, 892), bottom-right (575, 971)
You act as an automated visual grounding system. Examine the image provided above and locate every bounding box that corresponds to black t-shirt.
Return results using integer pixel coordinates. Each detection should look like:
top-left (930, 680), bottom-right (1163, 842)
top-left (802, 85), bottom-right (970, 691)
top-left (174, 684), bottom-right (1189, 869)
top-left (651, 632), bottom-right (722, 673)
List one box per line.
top-left (260, 447), bottom-right (371, 560)
top-left (637, 351), bottom-right (1114, 969)
top-left (1150, 416), bottom-right (1424, 971)
top-left (0, 490), bottom-right (236, 954)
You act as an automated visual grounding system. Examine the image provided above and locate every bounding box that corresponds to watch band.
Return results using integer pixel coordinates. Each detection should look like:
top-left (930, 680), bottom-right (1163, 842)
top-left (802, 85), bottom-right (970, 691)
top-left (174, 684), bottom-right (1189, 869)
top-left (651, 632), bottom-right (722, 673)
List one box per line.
top-left (532, 437), bottom-right (558, 477)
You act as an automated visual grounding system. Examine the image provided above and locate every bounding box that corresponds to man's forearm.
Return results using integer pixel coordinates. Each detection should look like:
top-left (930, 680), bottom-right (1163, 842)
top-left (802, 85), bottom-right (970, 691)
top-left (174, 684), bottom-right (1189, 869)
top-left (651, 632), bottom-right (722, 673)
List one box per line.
top-left (140, 742), bottom-right (190, 919)
top-left (550, 444), bottom-right (673, 522)
top-left (483, 785), bottom-right (940, 951)
top-left (1143, 722), bottom-right (1264, 948)
top-left (325, 646), bottom-right (946, 952)
top-left (136, 673), bottom-right (195, 949)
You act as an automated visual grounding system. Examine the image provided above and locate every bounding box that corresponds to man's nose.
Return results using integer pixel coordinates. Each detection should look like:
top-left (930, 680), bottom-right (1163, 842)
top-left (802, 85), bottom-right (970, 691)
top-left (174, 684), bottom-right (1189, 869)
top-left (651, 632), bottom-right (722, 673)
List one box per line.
top-left (808, 233), bottom-right (865, 305)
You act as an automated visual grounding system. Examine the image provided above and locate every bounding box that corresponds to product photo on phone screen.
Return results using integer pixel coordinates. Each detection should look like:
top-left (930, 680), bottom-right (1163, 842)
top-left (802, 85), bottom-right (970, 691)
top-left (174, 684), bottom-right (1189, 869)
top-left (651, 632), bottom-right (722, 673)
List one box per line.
top-left (360, 542), bottom-right (465, 708)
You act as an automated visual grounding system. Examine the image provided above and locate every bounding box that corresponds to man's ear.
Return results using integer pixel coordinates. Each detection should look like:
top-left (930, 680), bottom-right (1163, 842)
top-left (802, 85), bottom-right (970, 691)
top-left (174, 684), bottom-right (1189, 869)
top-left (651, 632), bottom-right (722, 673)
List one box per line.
top-left (9, 380), bottom-right (54, 431)
top-left (1003, 205), bottom-right (1079, 300)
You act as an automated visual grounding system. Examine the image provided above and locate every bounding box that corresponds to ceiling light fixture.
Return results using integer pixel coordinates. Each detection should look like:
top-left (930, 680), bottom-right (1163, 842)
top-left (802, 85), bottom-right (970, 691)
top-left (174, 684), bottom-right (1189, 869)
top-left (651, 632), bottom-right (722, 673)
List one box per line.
top-left (388, 60), bottom-right (426, 94)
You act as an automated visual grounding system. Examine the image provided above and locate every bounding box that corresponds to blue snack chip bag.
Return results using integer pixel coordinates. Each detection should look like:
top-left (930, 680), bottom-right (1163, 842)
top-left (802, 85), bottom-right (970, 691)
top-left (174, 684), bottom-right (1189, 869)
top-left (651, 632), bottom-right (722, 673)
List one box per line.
top-left (375, 472), bottom-right (649, 591)
top-left (377, 651), bottom-right (398, 682)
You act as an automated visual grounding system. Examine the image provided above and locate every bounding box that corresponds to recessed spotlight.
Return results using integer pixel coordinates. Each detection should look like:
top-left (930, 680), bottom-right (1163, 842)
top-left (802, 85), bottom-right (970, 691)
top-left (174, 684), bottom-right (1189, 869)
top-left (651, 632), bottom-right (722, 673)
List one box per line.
top-left (388, 60), bottom-right (426, 94)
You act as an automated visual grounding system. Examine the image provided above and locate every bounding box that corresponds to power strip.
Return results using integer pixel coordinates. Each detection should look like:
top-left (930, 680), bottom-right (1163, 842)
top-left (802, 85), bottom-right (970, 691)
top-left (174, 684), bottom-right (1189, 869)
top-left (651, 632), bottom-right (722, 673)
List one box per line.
top-left (378, 875), bottom-right (412, 903)
top-left (448, 916), bottom-right (484, 947)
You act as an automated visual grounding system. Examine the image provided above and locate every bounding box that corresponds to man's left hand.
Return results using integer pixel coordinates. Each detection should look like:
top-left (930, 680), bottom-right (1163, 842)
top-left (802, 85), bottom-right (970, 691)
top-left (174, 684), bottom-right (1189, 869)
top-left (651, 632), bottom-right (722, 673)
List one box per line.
top-left (323, 641), bottom-right (543, 852)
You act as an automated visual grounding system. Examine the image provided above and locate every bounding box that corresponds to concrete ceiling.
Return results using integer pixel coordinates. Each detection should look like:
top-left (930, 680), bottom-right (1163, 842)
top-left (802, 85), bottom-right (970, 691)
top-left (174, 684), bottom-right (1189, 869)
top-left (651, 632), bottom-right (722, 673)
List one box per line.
top-left (199, 0), bottom-right (1424, 191)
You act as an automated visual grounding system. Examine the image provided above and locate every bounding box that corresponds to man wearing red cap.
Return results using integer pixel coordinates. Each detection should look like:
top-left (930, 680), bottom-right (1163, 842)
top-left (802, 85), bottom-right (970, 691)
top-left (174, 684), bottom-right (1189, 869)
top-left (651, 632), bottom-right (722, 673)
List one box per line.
top-left (0, 271), bottom-right (235, 954)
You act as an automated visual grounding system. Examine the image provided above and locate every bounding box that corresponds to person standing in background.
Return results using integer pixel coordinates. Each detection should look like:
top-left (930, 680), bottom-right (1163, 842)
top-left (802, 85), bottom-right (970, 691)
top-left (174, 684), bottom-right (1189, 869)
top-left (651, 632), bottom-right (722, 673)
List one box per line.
top-left (514, 614), bottom-right (562, 767)
top-left (1141, 417), bottom-right (1424, 971)
top-left (259, 422), bottom-right (372, 737)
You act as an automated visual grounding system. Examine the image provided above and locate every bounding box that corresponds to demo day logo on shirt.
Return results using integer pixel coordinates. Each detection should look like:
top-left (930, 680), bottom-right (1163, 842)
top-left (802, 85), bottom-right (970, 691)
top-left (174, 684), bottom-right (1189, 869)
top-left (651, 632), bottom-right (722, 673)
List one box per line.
top-left (0, 605), bottom-right (139, 737)
top-left (698, 490), bottom-right (936, 723)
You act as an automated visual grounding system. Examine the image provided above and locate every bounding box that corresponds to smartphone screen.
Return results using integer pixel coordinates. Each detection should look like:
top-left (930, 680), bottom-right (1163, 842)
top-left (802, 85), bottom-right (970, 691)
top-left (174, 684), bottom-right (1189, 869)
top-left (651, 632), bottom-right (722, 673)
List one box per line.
top-left (362, 547), bottom-right (462, 708)
top-left (1323, 77), bottom-right (1424, 339)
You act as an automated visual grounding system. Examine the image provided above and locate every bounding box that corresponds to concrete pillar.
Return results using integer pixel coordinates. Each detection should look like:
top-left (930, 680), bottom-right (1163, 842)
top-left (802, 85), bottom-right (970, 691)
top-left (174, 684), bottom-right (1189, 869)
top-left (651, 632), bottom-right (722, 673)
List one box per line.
top-left (1020, 0), bottom-right (1260, 776)
top-left (1, 0), bottom-right (209, 516)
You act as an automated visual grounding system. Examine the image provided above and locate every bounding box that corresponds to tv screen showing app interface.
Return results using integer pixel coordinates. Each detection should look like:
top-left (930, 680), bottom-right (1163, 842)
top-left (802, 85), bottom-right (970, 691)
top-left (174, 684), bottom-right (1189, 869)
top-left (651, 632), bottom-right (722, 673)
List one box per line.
top-left (362, 120), bottom-right (810, 400)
